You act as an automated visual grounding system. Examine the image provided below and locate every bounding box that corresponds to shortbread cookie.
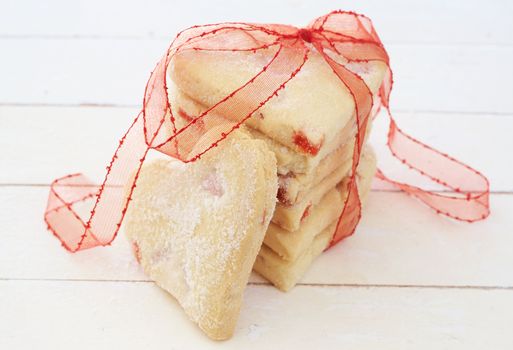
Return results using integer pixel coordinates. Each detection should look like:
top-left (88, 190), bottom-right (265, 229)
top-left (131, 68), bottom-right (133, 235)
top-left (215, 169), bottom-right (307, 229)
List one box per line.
top-left (272, 156), bottom-right (353, 232)
top-left (254, 150), bottom-right (376, 292)
top-left (272, 146), bottom-right (376, 231)
top-left (169, 48), bottom-right (386, 166)
top-left (124, 131), bottom-right (278, 340)
top-left (167, 80), bottom-right (357, 175)
top-left (276, 123), bottom-right (373, 206)
top-left (277, 140), bottom-right (353, 206)
top-left (246, 119), bottom-right (357, 175)
top-left (266, 184), bottom-right (347, 263)
top-left (265, 148), bottom-right (376, 262)
top-left (255, 222), bottom-right (336, 292)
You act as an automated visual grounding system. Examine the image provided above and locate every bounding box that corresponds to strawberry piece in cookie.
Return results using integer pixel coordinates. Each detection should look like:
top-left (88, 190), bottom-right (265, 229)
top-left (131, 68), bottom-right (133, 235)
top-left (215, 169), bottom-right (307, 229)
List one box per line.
top-left (261, 209), bottom-right (267, 225)
top-left (132, 242), bottom-right (142, 264)
top-left (293, 131), bottom-right (323, 156)
top-left (300, 203), bottom-right (312, 222)
top-left (201, 171), bottom-right (224, 197)
top-left (277, 174), bottom-right (293, 205)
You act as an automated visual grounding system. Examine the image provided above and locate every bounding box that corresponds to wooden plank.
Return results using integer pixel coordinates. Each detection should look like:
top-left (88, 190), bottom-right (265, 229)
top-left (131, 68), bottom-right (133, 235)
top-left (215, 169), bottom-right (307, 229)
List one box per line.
top-left (1, 280), bottom-right (512, 349)
top-left (1, 0), bottom-right (512, 45)
top-left (0, 106), bottom-right (136, 185)
top-left (368, 109), bottom-right (512, 192)
top-left (304, 191), bottom-right (513, 287)
top-left (1, 106), bottom-right (510, 191)
top-left (1, 39), bottom-right (513, 113)
top-left (0, 38), bottom-right (163, 107)
top-left (1, 185), bottom-right (511, 287)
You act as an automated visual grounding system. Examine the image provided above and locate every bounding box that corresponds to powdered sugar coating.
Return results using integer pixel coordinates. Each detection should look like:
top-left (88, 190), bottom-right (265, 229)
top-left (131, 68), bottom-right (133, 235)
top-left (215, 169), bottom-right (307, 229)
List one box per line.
top-left (124, 132), bottom-right (277, 340)
top-left (169, 48), bottom-right (386, 158)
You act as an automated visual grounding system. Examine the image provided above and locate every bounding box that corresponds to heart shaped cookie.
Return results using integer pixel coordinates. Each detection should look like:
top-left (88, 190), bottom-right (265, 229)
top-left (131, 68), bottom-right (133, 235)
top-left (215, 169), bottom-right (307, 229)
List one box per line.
top-left (124, 131), bottom-right (277, 340)
top-left (168, 48), bottom-right (386, 171)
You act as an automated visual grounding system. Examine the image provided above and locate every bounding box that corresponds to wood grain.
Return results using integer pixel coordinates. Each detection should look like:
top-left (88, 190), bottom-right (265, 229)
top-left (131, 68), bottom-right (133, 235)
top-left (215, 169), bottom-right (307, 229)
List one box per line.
top-left (1, 0), bottom-right (512, 45)
top-left (1, 186), bottom-right (511, 288)
top-left (1, 40), bottom-right (512, 114)
top-left (1, 106), bottom-right (511, 190)
top-left (1, 280), bottom-right (512, 349)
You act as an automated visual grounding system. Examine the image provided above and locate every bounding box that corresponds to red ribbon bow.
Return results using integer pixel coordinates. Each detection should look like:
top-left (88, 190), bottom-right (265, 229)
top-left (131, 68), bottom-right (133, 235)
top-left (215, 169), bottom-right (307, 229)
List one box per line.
top-left (44, 10), bottom-right (490, 253)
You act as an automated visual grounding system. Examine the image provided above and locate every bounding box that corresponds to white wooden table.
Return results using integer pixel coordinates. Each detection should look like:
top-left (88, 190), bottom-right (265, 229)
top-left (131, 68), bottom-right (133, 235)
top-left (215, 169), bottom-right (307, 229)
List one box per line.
top-left (1, 1), bottom-right (512, 348)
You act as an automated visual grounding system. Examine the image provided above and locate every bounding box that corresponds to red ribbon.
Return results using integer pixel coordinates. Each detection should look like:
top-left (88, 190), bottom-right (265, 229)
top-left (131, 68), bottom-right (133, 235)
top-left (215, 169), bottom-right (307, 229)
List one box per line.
top-left (44, 10), bottom-right (490, 253)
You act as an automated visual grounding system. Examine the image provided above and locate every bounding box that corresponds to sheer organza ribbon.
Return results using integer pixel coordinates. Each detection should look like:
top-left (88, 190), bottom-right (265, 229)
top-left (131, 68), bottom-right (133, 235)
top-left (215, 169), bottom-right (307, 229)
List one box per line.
top-left (44, 10), bottom-right (490, 253)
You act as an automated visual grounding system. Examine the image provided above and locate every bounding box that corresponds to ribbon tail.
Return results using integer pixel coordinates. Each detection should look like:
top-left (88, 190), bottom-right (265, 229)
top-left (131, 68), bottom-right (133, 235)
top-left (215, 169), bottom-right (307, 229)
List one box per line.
top-left (44, 112), bottom-right (151, 252)
top-left (313, 47), bottom-right (374, 247)
top-left (377, 109), bottom-right (490, 222)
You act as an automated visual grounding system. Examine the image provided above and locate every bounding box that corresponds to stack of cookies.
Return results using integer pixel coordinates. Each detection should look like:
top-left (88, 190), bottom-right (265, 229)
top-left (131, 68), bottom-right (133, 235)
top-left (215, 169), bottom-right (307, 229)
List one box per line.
top-left (167, 48), bottom-right (386, 291)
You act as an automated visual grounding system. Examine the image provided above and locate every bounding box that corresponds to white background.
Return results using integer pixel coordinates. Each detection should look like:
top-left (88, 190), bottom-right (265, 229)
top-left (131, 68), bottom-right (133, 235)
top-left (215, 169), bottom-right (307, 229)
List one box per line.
top-left (1, 0), bottom-right (512, 348)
